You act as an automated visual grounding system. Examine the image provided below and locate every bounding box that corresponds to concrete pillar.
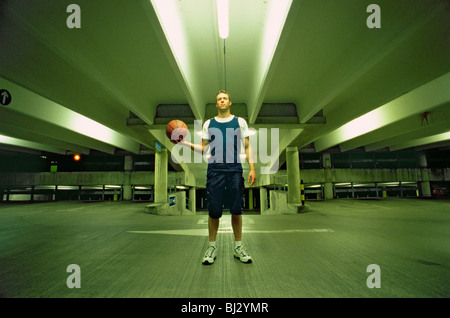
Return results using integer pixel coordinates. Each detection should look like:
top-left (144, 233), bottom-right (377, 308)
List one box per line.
top-left (286, 147), bottom-right (301, 204)
top-left (123, 185), bottom-right (132, 201)
top-left (260, 187), bottom-right (267, 212)
top-left (189, 187), bottom-right (196, 213)
top-left (124, 155), bottom-right (133, 171)
top-left (154, 149), bottom-right (168, 203)
top-left (123, 155), bottom-right (133, 201)
top-left (323, 153), bottom-right (333, 200)
top-left (324, 182), bottom-right (333, 200)
top-left (419, 153), bottom-right (431, 197)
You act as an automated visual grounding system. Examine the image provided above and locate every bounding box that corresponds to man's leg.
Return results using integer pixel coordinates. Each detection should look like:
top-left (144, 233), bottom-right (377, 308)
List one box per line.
top-left (232, 213), bottom-right (252, 263)
top-left (231, 214), bottom-right (242, 242)
top-left (206, 171), bottom-right (224, 243)
top-left (203, 171), bottom-right (224, 265)
top-left (209, 217), bottom-right (220, 242)
top-left (228, 173), bottom-right (252, 263)
top-left (203, 217), bottom-right (220, 265)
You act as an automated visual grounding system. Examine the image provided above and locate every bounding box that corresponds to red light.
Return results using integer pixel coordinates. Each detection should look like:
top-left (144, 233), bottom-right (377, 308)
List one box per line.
top-left (73, 154), bottom-right (81, 161)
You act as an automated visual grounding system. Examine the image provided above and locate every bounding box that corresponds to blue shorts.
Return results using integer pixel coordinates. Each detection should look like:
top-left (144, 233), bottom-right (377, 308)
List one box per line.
top-left (206, 171), bottom-right (244, 219)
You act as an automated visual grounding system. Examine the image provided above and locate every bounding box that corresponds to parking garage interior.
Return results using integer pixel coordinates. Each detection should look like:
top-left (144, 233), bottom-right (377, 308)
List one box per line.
top-left (0, 0), bottom-right (449, 304)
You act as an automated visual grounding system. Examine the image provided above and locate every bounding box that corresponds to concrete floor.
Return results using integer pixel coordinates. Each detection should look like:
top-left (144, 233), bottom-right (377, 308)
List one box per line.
top-left (0, 198), bottom-right (449, 298)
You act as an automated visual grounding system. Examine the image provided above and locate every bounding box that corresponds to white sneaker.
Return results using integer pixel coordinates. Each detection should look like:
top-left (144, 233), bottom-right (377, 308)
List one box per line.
top-left (202, 246), bottom-right (217, 265)
top-left (234, 245), bottom-right (252, 263)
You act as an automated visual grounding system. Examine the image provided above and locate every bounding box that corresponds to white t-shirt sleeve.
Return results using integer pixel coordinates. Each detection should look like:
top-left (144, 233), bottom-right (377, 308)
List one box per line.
top-left (202, 119), bottom-right (211, 140)
top-left (238, 117), bottom-right (250, 138)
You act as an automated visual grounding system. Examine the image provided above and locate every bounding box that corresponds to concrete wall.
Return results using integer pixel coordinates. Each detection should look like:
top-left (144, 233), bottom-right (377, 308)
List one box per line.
top-left (0, 171), bottom-right (155, 186)
top-left (274, 168), bottom-right (450, 184)
top-left (145, 191), bottom-right (193, 216)
top-left (261, 190), bottom-right (298, 215)
top-left (1, 168), bottom-right (448, 203)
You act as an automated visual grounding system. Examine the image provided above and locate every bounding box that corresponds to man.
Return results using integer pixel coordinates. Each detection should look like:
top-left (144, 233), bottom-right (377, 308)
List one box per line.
top-left (180, 90), bottom-right (256, 265)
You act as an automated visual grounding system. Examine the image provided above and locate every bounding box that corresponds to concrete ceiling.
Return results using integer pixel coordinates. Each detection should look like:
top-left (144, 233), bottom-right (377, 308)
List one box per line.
top-left (0, 0), bottom-right (449, 179)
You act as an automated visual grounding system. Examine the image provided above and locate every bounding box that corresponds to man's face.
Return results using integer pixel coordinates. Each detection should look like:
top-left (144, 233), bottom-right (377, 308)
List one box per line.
top-left (216, 93), bottom-right (232, 111)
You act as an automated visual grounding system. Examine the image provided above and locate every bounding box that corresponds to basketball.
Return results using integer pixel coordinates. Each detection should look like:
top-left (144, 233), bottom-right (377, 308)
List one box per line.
top-left (166, 119), bottom-right (188, 144)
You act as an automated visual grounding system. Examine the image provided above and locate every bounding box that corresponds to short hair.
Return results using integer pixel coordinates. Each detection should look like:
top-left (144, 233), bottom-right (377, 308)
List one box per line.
top-left (216, 90), bottom-right (231, 101)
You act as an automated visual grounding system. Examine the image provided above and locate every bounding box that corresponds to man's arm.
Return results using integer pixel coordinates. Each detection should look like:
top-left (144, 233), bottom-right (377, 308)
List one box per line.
top-left (179, 138), bottom-right (208, 154)
top-left (245, 137), bottom-right (256, 186)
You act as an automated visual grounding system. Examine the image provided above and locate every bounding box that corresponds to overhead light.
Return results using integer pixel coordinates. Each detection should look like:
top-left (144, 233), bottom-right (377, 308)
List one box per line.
top-left (261, 0), bottom-right (292, 68)
top-left (217, 0), bottom-right (229, 39)
top-left (248, 0), bottom-right (292, 123)
top-left (150, 0), bottom-right (189, 74)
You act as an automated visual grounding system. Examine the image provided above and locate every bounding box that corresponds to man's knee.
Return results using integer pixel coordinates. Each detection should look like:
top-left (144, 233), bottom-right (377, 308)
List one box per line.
top-left (209, 210), bottom-right (223, 219)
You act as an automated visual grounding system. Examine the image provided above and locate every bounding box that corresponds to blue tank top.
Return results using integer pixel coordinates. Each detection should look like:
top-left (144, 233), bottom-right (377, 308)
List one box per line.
top-left (207, 116), bottom-right (243, 173)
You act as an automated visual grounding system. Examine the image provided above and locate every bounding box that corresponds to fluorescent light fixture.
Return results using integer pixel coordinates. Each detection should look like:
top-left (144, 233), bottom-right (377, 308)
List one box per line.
top-left (261, 0), bottom-right (292, 69)
top-left (151, 0), bottom-right (188, 69)
top-left (248, 0), bottom-right (292, 123)
top-left (340, 110), bottom-right (386, 142)
top-left (54, 186), bottom-right (77, 190)
top-left (150, 0), bottom-right (204, 120)
top-left (378, 182), bottom-right (400, 187)
top-left (134, 186), bottom-right (152, 190)
top-left (70, 114), bottom-right (116, 144)
top-left (216, 0), bottom-right (229, 39)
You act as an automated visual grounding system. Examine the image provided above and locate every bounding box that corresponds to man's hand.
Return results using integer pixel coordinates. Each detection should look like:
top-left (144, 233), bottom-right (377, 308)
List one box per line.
top-left (247, 169), bottom-right (256, 187)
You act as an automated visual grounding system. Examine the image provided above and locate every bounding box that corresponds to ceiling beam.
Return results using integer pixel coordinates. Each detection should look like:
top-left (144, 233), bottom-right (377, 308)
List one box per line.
top-left (0, 119), bottom-right (91, 155)
top-left (1, 77), bottom-right (140, 154)
top-left (314, 72), bottom-right (450, 152)
top-left (390, 131), bottom-right (450, 151)
top-left (298, 2), bottom-right (443, 124)
top-left (0, 107), bottom-right (116, 154)
top-left (4, 2), bottom-right (157, 126)
top-left (341, 103), bottom-right (450, 152)
top-left (0, 135), bottom-right (67, 154)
